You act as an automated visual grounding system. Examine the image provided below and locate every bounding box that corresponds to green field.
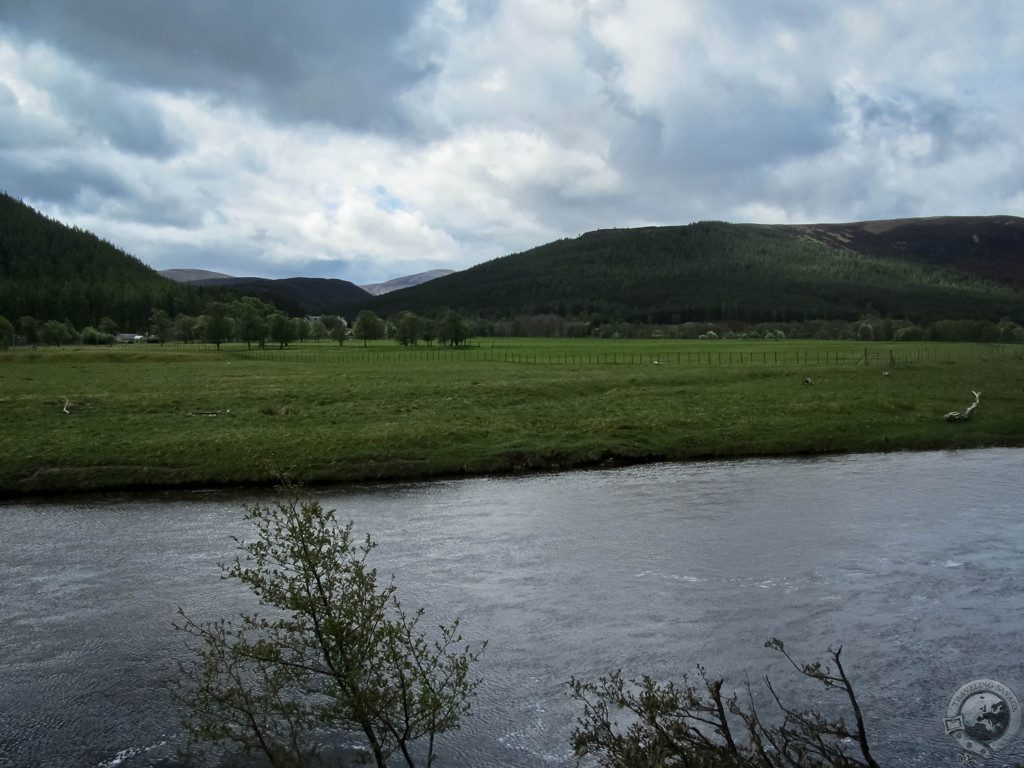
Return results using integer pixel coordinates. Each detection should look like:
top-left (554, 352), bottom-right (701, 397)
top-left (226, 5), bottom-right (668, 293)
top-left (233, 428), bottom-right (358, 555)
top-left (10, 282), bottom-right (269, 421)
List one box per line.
top-left (1, 339), bottom-right (1021, 495)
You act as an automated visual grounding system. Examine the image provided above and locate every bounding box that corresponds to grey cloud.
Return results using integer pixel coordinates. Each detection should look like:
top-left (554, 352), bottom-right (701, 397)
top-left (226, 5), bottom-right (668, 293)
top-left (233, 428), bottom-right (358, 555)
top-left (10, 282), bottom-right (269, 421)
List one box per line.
top-left (144, 242), bottom-right (252, 276)
top-left (848, 89), bottom-right (999, 162)
top-left (709, 0), bottom-right (831, 37)
top-left (0, 0), bottom-right (433, 131)
top-left (61, 84), bottom-right (180, 159)
top-left (0, 44), bottom-right (179, 159)
top-left (602, 85), bottom-right (837, 217)
top-left (0, 155), bottom-right (133, 205)
top-left (672, 87), bottom-right (837, 175)
top-left (112, 191), bottom-right (207, 229)
top-left (145, 241), bottom-right (365, 282)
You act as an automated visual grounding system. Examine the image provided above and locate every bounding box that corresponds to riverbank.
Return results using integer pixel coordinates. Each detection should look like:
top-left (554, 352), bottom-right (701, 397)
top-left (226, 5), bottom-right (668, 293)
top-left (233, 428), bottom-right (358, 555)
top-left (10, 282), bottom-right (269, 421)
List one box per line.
top-left (2, 339), bottom-right (1021, 497)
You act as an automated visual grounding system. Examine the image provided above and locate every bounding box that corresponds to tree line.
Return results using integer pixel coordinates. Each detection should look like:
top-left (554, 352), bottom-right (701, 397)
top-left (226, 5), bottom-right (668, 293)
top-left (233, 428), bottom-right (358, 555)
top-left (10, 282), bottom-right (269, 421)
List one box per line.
top-left (0, 302), bottom-right (477, 350)
top-left (4, 305), bottom-right (1023, 352)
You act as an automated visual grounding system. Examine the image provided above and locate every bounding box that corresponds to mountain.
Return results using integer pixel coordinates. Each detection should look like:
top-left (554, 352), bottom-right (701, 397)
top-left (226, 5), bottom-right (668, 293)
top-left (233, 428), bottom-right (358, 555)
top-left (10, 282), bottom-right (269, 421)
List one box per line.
top-left (0, 192), bottom-right (224, 327)
top-left (159, 266), bottom-right (444, 310)
top-left (190, 276), bottom-right (370, 315)
top-left (360, 269), bottom-right (456, 296)
top-left (362, 219), bottom-right (1024, 323)
top-left (159, 268), bottom-right (235, 283)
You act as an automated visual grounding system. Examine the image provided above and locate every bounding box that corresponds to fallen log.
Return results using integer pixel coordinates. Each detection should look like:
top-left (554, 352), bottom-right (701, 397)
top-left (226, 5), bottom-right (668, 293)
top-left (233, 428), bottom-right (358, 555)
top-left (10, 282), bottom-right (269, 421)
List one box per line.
top-left (943, 390), bottom-right (980, 421)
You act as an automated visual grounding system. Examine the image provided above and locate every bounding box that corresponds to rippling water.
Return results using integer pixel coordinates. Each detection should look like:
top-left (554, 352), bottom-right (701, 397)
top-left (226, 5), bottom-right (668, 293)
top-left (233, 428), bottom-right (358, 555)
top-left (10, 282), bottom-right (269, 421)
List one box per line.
top-left (2, 448), bottom-right (1023, 767)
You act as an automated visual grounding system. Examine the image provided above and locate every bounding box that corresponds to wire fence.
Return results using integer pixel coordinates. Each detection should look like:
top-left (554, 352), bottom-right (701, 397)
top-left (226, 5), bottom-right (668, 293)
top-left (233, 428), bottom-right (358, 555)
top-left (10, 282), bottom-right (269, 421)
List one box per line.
top-left (14, 341), bottom-right (1020, 366)
top-left (224, 344), bottom-right (1023, 367)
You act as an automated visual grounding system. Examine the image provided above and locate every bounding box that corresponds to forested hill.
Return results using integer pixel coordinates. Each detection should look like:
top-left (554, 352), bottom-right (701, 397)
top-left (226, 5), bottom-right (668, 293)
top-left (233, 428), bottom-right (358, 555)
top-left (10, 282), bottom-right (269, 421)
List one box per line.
top-left (362, 221), bottom-right (1024, 323)
top-left (0, 192), bottom-right (227, 328)
top-left (776, 216), bottom-right (1024, 288)
top-left (187, 276), bottom-right (370, 315)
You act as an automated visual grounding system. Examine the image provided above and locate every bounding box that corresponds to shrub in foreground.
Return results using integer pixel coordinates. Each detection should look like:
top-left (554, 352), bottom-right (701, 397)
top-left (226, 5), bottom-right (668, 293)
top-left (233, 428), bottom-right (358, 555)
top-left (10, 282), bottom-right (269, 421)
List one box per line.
top-left (171, 492), bottom-right (485, 767)
top-left (571, 639), bottom-right (880, 768)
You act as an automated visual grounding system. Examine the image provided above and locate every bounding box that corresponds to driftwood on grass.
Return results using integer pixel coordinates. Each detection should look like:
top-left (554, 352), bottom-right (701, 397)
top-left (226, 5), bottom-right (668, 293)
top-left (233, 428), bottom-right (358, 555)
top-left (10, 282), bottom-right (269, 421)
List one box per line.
top-left (62, 397), bottom-right (72, 414)
top-left (944, 390), bottom-right (980, 421)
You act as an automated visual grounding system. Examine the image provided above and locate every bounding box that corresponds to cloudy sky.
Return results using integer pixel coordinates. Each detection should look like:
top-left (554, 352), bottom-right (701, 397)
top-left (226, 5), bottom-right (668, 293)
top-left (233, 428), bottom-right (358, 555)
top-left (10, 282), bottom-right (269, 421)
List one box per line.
top-left (1, 1), bottom-right (1022, 283)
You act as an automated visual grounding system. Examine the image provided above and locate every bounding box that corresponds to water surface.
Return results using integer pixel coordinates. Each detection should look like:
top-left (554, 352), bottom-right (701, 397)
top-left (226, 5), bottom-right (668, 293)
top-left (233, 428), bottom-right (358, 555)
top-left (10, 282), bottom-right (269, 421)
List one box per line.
top-left (2, 448), bottom-right (1023, 767)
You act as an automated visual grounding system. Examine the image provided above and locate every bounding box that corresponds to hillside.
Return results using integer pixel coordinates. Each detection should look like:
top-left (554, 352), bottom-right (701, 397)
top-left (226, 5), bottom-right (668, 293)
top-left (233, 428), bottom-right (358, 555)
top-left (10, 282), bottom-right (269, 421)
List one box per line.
top-left (159, 268), bottom-right (235, 282)
top-left (0, 193), bottom-right (224, 328)
top-left (160, 267), bottom-right (371, 314)
top-left (362, 220), bottom-right (1024, 323)
top-left (191, 276), bottom-right (370, 315)
top-left (777, 216), bottom-right (1024, 288)
top-left (360, 269), bottom-right (456, 295)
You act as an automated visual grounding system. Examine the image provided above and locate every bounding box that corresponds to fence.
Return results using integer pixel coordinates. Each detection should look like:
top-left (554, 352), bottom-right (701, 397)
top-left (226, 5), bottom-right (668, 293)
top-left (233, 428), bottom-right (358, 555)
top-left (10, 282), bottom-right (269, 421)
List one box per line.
top-left (225, 344), bottom-right (1022, 367)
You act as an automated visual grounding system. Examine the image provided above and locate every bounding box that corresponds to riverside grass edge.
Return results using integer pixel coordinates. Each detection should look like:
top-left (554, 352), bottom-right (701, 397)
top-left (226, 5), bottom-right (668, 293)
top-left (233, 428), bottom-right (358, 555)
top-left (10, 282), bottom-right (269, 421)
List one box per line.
top-left (1, 338), bottom-right (1022, 496)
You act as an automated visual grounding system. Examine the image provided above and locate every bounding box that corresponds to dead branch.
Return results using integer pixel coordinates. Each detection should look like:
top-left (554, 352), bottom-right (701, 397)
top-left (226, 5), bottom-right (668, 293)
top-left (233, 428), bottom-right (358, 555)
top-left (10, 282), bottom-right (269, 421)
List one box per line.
top-left (943, 390), bottom-right (980, 421)
top-left (62, 397), bottom-right (72, 414)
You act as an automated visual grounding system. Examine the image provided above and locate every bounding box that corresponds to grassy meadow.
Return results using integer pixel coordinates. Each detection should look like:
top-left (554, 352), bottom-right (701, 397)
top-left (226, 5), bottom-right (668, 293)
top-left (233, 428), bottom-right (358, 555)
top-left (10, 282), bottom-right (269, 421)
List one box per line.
top-left (1, 338), bottom-right (1022, 495)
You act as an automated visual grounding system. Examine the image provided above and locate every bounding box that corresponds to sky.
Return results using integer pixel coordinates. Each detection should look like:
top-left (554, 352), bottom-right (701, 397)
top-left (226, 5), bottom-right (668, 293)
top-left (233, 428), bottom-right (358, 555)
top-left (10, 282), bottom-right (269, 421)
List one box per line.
top-left (1, 1), bottom-right (1022, 283)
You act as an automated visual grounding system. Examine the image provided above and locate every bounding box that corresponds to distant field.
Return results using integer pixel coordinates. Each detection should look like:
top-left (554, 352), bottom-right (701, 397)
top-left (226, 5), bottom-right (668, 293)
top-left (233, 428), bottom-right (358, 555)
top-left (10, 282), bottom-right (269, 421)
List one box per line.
top-left (1, 339), bottom-right (1021, 495)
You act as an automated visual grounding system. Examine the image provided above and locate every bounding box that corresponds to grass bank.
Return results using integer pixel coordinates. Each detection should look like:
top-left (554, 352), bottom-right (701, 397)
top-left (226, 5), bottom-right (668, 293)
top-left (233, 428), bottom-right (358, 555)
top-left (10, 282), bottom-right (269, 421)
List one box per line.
top-left (1, 339), bottom-right (1021, 496)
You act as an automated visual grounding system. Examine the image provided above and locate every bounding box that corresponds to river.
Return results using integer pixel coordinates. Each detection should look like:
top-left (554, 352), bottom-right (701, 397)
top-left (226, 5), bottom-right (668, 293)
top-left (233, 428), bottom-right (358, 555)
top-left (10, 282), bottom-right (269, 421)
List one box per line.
top-left (2, 448), bottom-right (1023, 767)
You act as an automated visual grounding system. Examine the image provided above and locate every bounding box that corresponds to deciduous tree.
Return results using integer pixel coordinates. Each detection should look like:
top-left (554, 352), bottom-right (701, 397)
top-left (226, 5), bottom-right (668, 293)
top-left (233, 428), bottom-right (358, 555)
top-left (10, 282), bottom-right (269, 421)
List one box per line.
top-left (570, 639), bottom-right (879, 768)
top-left (148, 309), bottom-right (172, 343)
top-left (395, 312), bottom-right (421, 346)
top-left (98, 316), bottom-right (119, 336)
top-left (435, 310), bottom-right (468, 347)
top-left (268, 312), bottom-right (296, 348)
top-left (231, 297), bottom-right (274, 349)
top-left (18, 316), bottom-right (39, 346)
top-left (352, 310), bottom-right (386, 347)
top-left (0, 316), bottom-right (13, 350)
top-left (330, 321), bottom-right (348, 346)
top-left (172, 493), bottom-right (485, 768)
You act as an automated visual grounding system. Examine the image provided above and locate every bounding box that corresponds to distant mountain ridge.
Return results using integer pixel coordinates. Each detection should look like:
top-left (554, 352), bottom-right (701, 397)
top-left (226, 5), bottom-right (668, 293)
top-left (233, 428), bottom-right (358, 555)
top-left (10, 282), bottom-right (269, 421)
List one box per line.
top-left (360, 269), bottom-right (456, 295)
top-left (158, 267), bottom-right (458, 314)
top-left (159, 268), bottom-right (234, 282)
top-left (185, 276), bottom-right (370, 315)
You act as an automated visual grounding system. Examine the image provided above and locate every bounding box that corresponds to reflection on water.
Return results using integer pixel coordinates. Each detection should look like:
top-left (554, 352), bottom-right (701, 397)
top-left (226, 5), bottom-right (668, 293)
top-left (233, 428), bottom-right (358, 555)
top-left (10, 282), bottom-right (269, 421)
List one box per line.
top-left (1, 448), bottom-right (1023, 767)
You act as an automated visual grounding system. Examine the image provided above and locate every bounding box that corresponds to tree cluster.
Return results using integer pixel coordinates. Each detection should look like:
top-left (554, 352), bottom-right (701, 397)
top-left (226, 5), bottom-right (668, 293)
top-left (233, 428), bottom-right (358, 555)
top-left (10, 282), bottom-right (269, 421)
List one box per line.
top-left (348, 309), bottom-right (471, 347)
top-left (476, 313), bottom-right (1024, 344)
